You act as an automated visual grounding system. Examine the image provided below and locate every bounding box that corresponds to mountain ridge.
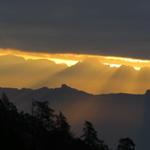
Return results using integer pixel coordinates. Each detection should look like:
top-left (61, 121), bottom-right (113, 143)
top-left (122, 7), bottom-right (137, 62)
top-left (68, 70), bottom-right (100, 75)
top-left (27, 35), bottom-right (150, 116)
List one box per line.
top-left (0, 84), bottom-right (148, 96)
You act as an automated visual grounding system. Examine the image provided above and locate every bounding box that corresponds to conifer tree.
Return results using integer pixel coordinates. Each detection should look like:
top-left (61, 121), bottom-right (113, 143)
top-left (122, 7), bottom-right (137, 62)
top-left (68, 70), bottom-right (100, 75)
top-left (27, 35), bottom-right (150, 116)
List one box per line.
top-left (117, 138), bottom-right (135, 150)
top-left (32, 101), bottom-right (55, 130)
top-left (55, 111), bottom-right (71, 136)
top-left (81, 121), bottom-right (104, 148)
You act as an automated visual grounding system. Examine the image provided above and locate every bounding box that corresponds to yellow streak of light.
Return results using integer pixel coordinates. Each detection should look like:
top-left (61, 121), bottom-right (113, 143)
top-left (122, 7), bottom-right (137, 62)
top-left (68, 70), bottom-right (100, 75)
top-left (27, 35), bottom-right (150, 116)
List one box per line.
top-left (0, 48), bottom-right (150, 69)
top-left (49, 58), bottom-right (78, 66)
top-left (105, 56), bottom-right (150, 63)
top-left (103, 63), bottom-right (122, 68)
top-left (134, 67), bottom-right (141, 71)
top-left (0, 49), bottom-right (79, 67)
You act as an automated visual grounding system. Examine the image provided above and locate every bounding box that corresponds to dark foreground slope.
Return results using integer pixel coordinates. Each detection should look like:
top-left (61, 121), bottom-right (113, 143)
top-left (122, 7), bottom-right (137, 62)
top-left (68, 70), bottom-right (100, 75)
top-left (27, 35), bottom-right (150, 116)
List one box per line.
top-left (0, 94), bottom-right (113, 150)
top-left (0, 85), bottom-right (149, 150)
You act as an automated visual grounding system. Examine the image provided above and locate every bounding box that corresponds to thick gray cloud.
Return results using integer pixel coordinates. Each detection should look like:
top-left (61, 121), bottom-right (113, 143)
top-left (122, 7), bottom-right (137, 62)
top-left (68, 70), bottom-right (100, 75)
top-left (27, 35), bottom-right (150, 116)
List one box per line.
top-left (0, 0), bottom-right (150, 59)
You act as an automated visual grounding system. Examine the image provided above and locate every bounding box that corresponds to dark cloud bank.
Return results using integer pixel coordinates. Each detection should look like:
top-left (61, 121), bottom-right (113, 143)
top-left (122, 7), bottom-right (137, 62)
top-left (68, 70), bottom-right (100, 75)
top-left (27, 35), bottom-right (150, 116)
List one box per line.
top-left (0, 0), bottom-right (150, 59)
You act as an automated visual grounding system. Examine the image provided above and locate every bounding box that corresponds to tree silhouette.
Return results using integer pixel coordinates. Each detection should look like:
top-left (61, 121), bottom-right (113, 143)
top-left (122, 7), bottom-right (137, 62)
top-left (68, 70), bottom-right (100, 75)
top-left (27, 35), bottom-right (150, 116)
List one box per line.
top-left (55, 111), bottom-right (71, 136)
top-left (81, 121), bottom-right (107, 150)
top-left (117, 138), bottom-right (135, 150)
top-left (32, 101), bottom-right (55, 130)
top-left (1, 93), bottom-right (17, 112)
top-left (0, 93), bottom-right (135, 150)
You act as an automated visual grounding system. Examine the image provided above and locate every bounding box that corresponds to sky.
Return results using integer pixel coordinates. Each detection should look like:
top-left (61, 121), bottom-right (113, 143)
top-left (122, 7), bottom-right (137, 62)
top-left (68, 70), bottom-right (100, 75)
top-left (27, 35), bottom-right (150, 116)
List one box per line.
top-left (0, 1), bottom-right (150, 94)
top-left (0, 0), bottom-right (150, 59)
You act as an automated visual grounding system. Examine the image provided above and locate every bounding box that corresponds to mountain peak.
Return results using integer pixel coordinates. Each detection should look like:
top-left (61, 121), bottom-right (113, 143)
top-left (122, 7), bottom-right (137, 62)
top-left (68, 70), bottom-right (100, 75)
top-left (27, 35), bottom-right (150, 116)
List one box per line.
top-left (61, 84), bottom-right (71, 89)
top-left (60, 84), bottom-right (77, 91)
top-left (58, 84), bottom-right (91, 96)
top-left (145, 90), bottom-right (150, 95)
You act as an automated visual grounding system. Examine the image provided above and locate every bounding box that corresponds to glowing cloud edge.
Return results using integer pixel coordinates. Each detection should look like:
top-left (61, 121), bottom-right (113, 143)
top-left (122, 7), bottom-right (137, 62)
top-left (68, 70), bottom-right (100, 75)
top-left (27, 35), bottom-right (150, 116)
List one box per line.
top-left (0, 48), bottom-right (150, 70)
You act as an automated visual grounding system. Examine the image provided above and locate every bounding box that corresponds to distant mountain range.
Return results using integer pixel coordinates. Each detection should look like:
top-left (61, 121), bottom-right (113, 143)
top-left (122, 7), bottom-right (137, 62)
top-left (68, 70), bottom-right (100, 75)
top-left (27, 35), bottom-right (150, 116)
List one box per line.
top-left (0, 84), bottom-right (150, 150)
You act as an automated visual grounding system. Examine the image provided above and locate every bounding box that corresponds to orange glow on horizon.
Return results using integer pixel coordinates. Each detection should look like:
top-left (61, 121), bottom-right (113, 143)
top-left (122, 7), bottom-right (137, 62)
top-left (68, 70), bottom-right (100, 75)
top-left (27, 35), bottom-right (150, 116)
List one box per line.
top-left (0, 48), bottom-right (150, 94)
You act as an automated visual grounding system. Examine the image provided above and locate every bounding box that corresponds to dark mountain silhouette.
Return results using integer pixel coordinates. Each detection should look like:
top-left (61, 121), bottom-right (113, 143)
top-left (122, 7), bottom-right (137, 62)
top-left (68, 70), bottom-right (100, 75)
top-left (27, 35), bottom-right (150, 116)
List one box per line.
top-left (0, 85), bottom-right (149, 150)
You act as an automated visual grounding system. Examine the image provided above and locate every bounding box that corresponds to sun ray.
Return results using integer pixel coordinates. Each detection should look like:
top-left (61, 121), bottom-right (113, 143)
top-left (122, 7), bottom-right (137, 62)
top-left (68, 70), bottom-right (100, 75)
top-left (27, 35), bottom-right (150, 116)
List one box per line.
top-left (0, 48), bottom-right (150, 94)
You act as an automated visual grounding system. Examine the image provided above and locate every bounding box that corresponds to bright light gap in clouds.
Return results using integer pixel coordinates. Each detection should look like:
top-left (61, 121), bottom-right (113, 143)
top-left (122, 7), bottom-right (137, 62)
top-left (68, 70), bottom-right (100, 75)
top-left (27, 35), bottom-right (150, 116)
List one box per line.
top-left (0, 49), bottom-right (150, 70)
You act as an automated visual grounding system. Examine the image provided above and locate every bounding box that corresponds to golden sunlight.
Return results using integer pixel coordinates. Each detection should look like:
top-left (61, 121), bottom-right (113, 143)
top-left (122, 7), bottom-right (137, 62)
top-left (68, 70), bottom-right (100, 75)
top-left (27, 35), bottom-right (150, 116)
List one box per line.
top-left (0, 49), bottom-right (150, 69)
top-left (0, 48), bottom-right (150, 94)
top-left (49, 58), bottom-right (78, 66)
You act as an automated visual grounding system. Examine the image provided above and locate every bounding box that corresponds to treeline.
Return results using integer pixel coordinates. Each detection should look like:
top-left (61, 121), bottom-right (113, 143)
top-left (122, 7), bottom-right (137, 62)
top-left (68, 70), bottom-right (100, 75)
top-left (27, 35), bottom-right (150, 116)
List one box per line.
top-left (0, 93), bottom-right (135, 150)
